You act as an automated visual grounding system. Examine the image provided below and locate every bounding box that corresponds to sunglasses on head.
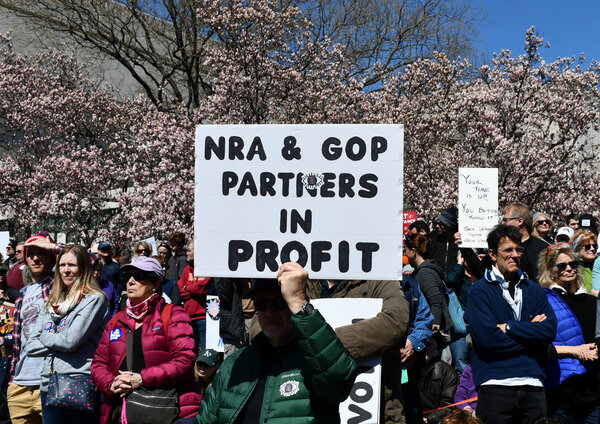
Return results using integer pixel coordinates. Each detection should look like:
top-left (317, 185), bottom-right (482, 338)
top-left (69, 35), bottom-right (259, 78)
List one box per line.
top-left (582, 244), bottom-right (597, 252)
top-left (555, 260), bottom-right (578, 272)
top-left (254, 297), bottom-right (287, 312)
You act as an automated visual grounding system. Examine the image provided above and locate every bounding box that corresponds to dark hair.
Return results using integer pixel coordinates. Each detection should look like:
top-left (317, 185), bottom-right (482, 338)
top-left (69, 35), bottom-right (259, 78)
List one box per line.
top-left (442, 409), bottom-right (483, 424)
top-left (158, 243), bottom-right (171, 251)
top-left (405, 233), bottom-right (430, 257)
top-left (168, 232), bottom-right (186, 245)
top-left (487, 224), bottom-right (521, 251)
top-left (408, 220), bottom-right (430, 234)
top-left (566, 213), bottom-right (579, 224)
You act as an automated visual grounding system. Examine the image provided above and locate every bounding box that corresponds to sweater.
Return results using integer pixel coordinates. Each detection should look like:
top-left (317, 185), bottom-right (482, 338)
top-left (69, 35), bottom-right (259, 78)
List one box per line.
top-left (464, 269), bottom-right (557, 387)
top-left (25, 293), bottom-right (109, 391)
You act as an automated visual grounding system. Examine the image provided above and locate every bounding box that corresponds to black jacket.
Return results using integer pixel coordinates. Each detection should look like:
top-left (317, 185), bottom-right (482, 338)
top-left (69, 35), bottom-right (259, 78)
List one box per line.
top-left (412, 260), bottom-right (452, 332)
top-left (419, 361), bottom-right (459, 424)
top-left (214, 278), bottom-right (248, 345)
top-left (427, 234), bottom-right (459, 278)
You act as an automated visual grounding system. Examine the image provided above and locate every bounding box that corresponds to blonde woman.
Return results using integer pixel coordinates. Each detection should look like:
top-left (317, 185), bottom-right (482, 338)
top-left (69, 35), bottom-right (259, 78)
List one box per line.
top-left (26, 244), bottom-right (109, 423)
top-left (532, 213), bottom-right (554, 245)
top-left (570, 230), bottom-right (598, 294)
top-left (537, 243), bottom-right (599, 421)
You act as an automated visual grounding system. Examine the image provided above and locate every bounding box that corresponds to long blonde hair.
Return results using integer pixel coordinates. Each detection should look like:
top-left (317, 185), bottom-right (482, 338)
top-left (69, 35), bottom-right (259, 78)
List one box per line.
top-left (537, 243), bottom-right (583, 289)
top-left (48, 244), bottom-right (105, 312)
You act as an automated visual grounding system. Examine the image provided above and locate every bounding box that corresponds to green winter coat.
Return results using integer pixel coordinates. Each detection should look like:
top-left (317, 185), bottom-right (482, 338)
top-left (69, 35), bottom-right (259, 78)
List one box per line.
top-left (195, 310), bottom-right (358, 423)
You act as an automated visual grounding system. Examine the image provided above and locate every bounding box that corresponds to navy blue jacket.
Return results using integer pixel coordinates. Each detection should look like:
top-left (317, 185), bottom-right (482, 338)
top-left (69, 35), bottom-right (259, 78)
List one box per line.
top-left (464, 269), bottom-right (557, 388)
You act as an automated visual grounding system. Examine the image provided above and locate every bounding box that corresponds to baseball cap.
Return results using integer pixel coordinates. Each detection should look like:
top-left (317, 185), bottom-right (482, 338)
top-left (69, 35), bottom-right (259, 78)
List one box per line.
top-left (555, 227), bottom-right (574, 242)
top-left (196, 349), bottom-right (219, 367)
top-left (121, 256), bottom-right (163, 279)
top-left (98, 241), bottom-right (112, 251)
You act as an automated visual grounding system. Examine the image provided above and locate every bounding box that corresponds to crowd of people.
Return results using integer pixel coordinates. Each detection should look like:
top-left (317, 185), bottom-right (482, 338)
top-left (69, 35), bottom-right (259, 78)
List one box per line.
top-left (0, 204), bottom-right (598, 424)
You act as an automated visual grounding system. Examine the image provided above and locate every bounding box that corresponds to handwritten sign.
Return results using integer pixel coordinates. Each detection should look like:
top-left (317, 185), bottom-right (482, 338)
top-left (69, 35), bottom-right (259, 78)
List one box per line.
top-left (205, 295), bottom-right (224, 352)
top-left (458, 168), bottom-right (499, 248)
top-left (312, 298), bottom-right (382, 424)
top-left (194, 124), bottom-right (404, 279)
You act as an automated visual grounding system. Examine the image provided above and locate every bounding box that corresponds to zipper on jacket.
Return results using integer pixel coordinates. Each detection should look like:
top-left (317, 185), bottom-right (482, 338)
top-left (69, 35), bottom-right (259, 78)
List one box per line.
top-left (264, 405), bottom-right (271, 422)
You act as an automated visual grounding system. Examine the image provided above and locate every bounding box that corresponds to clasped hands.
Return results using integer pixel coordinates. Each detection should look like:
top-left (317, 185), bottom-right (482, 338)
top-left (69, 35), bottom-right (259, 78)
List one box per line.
top-left (110, 371), bottom-right (143, 397)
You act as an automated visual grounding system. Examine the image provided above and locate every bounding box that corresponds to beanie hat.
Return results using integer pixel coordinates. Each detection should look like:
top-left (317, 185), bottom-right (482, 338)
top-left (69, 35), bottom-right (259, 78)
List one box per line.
top-left (437, 206), bottom-right (458, 230)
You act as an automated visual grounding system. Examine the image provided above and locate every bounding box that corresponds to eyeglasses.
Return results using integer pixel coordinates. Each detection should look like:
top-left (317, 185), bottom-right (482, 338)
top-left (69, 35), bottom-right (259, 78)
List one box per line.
top-left (555, 260), bottom-right (578, 272)
top-left (536, 220), bottom-right (551, 226)
top-left (125, 271), bottom-right (154, 282)
top-left (16, 250), bottom-right (22, 254)
top-left (254, 297), bottom-right (287, 312)
top-left (501, 216), bottom-right (520, 223)
top-left (498, 247), bottom-right (525, 255)
top-left (582, 244), bottom-right (597, 252)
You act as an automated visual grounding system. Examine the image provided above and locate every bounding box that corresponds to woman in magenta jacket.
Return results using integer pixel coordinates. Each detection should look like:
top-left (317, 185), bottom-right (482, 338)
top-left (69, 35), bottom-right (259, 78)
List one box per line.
top-left (91, 257), bottom-right (201, 424)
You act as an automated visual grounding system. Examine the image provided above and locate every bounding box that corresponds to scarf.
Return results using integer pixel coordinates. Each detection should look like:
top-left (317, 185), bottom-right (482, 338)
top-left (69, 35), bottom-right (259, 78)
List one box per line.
top-left (50, 290), bottom-right (83, 319)
top-left (126, 292), bottom-right (160, 320)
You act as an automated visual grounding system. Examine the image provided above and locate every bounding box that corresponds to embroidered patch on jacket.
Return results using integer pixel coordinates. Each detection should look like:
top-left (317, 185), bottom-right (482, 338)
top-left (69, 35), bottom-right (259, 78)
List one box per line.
top-left (43, 322), bottom-right (55, 332)
top-left (207, 298), bottom-right (220, 320)
top-left (109, 328), bottom-right (122, 341)
top-left (152, 326), bottom-right (161, 332)
top-left (279, 380), bottom-right (300, 397)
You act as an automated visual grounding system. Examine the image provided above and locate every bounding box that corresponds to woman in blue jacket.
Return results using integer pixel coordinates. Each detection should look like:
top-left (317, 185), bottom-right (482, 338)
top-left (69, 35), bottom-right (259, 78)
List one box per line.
top-left (537, 243), bottom-right (599, 423)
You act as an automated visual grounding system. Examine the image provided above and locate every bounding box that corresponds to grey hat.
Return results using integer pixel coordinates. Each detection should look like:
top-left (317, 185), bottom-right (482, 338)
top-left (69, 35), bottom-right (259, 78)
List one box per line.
top-left (122, 256), bottom-right (163, 280)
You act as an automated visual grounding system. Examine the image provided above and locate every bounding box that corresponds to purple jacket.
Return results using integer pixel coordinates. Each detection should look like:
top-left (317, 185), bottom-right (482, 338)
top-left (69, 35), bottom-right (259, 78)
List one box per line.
top-left (454, 364), bottom-right (477, 410)
top-left (99, 279), bottom-right (118, 318)
top-left (91, 298), bottom-right (200, 424)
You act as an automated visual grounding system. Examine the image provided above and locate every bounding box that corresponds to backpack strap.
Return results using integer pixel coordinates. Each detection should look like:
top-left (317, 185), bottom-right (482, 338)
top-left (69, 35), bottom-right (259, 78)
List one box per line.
top-left (161, 303), bottom-right (175, 337)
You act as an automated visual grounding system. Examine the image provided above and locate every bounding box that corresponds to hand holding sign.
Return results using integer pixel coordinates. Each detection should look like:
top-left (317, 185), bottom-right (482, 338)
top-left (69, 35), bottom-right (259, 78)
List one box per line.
top-left (277, 262), bottom-right (309, 314)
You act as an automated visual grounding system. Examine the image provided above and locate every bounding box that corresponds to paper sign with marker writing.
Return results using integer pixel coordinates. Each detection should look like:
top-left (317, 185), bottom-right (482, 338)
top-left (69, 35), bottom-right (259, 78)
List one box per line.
top-left (194, 124), bottom-right (404, 280)
top-left (312, 298), bottom-right (382, 424)
top-left (458, 168), bottom-right (499, 248)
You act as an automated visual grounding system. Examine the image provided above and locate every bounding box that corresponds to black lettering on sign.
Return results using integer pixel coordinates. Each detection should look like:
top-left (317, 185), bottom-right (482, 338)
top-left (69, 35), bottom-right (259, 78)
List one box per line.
top-left (338, 174), bottom-right (355, 198)
top-left (229, 136), bottom-right (244, 160)
top-left (339, 241), bottom-right (349, 272)
top-left (238, 172), bottom-right (258, 196)
top-left (345, 137), bottom-right (366, 161)
top-left (256, 241), bottom-right (279, 272)
top-left (280, 241), bottom-right (308, 267)
top-left (322, 137), bottom-right (342, 160)
top-left (311, 241), bottom-right (332, 272)
top-left (356, 243), bottom-right (379, 272)
top-left (358, 174), bottom-right (378, 198)
top-left (228, 240), bottom-right (253, 271)
top-left (247, 137), bottom-right (267, 161)
top-left (348, 380), bottom-right (374, 424)
top-left (371, 136), bottom-right (387, 161)
top-left (205, 136), bottom-right (225, 160)
top-left (277, 172), bottom-right (294, 197)
top-left (281, 136), bottom-right (301, 160)
top-left (222, 171), bottom-right (238, 195)
top-left (260, 172), bottom-right (276, 196)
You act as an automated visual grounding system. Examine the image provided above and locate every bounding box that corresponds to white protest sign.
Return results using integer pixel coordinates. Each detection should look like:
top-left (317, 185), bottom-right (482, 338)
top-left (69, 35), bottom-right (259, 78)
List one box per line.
top-left (194, 124), bottom-right (404, 280)
top-left (0, 232), bottom-right (9, 259)
top-left (458, 168), bottom-right (499, 248)
top-left (139, 237), bottom-right (157, 256)
top-left (205, 295), bottom-right (224, 352)
top-left (312, 298), bottom-right (382, 424)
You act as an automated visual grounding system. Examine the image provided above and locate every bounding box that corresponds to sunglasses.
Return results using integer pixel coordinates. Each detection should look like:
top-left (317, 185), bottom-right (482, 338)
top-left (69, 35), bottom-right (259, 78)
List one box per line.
top-left (582, 244), bottom-right (597, 252)
top-left (125, 271), bottom-right (154, 282)
top-left (16, 250), bottom-right (22, 254)
top-left (536, 220), bottom-right (551, 226)
top-left (136, 249), bottom-right (149, 254)
top-left (254, 297), bottom-right (287, 312)
top-left (555, 260), bottom-right (578, 272)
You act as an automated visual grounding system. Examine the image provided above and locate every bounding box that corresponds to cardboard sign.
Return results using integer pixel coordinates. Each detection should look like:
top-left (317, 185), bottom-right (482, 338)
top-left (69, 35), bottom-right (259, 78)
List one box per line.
top-left (458, 168), bottom-right (499, 248)
top-left (194, 124), bottom-right (404, 280)
top-left (205, 295), bottom-right (224, 352)
top-left (403, 211), bottom-right (417, 236)
top-left (312, 298), bottom-right (382, 424)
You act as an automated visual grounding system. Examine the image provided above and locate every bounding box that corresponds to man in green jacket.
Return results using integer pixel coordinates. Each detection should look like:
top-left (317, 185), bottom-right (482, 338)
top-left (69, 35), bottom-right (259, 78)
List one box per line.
top-left (195, 262), bottom-right (358, 423)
